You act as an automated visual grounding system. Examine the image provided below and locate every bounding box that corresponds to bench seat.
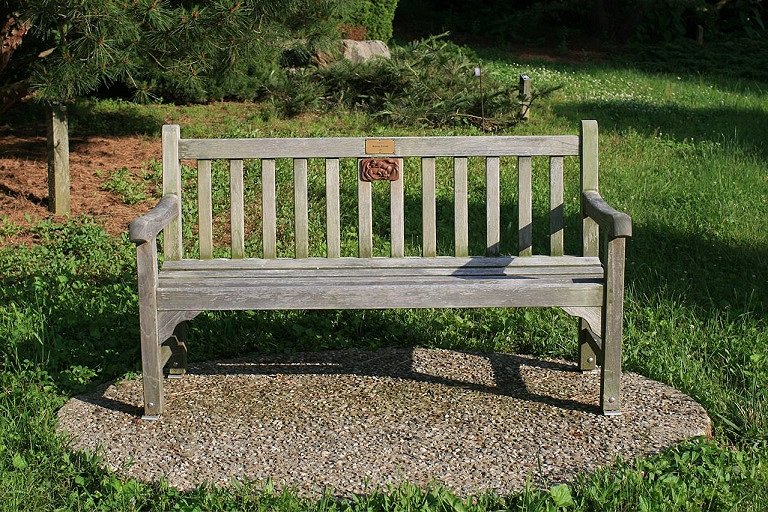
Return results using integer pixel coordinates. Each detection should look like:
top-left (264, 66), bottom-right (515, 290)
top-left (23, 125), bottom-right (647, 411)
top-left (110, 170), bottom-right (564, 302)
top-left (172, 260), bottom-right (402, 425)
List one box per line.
top-left (157, 256), bottom-right (605, 311)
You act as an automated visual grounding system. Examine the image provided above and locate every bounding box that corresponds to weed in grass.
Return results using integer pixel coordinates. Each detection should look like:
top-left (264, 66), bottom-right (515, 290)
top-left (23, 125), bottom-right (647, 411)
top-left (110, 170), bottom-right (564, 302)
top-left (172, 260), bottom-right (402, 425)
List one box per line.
top-left (99, 166), bottom-right (155, 205)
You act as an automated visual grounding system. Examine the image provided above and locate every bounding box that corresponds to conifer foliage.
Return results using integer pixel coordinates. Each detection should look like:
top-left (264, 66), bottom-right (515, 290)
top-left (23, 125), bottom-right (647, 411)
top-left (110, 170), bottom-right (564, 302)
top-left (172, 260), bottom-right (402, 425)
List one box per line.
top-left (1, 0), bottom-right (339, 110)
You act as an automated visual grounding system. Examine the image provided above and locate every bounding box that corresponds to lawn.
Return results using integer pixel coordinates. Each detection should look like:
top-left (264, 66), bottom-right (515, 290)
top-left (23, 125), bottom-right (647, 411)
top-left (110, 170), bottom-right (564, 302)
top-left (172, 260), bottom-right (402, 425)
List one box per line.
top-left (1, 40), bottom-right (767, 510)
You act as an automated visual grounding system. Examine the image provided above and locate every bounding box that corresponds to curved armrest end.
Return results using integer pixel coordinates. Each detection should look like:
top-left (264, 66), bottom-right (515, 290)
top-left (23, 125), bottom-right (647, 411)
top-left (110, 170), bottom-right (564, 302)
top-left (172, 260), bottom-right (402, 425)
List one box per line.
top-left (129, 195), bottom-right (180, 244)
top-left (582, 191), bottom-right (632, 239)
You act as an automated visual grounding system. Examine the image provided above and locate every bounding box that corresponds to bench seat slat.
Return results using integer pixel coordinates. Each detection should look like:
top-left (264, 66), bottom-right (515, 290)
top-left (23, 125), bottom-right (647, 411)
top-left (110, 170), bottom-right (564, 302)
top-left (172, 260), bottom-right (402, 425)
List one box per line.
top-left (161, 256), bottom-right (602, 271)
top-left (157, 279), bottom-right (602, 311)
top-left (159, 266), bottom-right (603, 280)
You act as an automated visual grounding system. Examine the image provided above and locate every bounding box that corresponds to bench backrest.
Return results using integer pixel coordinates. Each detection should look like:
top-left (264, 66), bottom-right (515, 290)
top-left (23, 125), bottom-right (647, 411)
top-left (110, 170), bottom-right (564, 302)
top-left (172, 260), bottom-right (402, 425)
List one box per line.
top-left (160, 120), bottom-right (600, 261)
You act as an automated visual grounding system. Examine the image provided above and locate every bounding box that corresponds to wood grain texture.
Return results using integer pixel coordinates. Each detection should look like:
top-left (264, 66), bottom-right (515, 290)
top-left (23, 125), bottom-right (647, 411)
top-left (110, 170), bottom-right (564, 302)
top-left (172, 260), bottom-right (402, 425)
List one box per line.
top-left (179, 135), bottom-right (580, 159)
top-left (294, 159), bottom-right (309, 259)
top-left (129, 195), bottom-right (179, 244)
top-left (159, 262), bottom-right (604, 280)
top-left (600, 237), bottom-right (627, 415)
top-left (561, 306), bottom-right (601, 339)
top-left (358, 167), bottom-right (373, 258)
top-left (157, 310), bottom-right (201, 348)
top-left (157, 279), bottom-right (603, 311)
top-left (454, 157), bottom-right (469, 257)
top-left (162, 125), bottom-right (183, 260)
top-left (422, 157), bottom-right (437, 257)
top-left (486, 157), bottom-right (501, 255)
top-left (519, 74), bottom-right (532, 120)
top-left (549, 157), bottom-right (564, 256)
top-left (136, 239), bottom-right (163, 418)
top-left (47, 104), bottom-right (70, 215)
top-left (230, 159), bottom-right (245, 259)
top-left (162, 255), bottom-right (602, 271)
top-left (262, 159), bottom-right (277, 259)
top-left (197, 160), bottom-right (213, 259)
top-left (390, 159), bottom-right (405, 257)
top-left (518, 156), bottom-right (533, 256)
top-left (580, 120), bottom-right (599, 258)
top-left (325, 159), bottom-right (341, 258)
top-left (582, 191), bottom-right (632, 239)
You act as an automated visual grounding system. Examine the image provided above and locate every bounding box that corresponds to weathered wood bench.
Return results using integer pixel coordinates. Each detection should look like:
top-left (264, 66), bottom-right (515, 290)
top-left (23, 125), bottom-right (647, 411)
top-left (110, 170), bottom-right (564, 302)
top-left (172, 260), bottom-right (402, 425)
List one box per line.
top-left (129, 121), bottom-right (631, 419)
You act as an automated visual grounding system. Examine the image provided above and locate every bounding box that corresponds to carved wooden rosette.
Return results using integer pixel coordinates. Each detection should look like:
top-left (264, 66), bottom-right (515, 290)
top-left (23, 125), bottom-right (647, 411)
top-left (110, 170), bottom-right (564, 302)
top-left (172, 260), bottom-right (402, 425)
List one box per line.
top-left (360, 158), bottom-right (400, 182)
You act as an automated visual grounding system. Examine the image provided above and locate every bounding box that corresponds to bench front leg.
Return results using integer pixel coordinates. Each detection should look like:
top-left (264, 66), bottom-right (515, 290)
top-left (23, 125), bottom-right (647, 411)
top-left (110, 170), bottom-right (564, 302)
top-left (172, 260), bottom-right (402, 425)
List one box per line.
top-left (137, 239), bottom-right (164, 419)
top-left (600, 236), bottom-right (627, 415)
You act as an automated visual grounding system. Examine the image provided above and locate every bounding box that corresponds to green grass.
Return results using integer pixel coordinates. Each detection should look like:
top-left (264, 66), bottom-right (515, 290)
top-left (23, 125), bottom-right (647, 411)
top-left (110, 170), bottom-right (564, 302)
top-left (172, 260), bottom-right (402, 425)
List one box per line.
top-left (1, 40), bottom-right (768, 510)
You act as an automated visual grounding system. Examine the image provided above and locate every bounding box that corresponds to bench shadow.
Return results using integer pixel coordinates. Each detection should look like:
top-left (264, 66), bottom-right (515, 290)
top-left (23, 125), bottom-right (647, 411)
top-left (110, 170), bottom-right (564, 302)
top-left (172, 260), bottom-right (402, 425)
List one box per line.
top-left (81, 347), bottom-right (600, 417)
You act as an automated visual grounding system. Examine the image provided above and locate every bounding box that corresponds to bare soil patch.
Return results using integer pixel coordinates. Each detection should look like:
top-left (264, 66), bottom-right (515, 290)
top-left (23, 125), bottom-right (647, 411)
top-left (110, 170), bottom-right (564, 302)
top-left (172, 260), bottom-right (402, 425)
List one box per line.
top-left (0, 128), bottom-right (160, 244)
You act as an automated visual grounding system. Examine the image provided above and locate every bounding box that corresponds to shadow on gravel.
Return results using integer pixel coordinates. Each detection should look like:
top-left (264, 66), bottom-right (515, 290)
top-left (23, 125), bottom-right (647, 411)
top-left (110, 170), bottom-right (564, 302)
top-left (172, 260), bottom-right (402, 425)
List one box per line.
top-left (82, 348), bottom-right (600, 416)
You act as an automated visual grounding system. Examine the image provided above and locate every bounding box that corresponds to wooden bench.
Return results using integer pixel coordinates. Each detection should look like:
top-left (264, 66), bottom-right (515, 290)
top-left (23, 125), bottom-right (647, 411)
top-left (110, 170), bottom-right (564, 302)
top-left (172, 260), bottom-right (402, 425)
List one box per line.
top-left (129, 120), bottom-right (632, 419)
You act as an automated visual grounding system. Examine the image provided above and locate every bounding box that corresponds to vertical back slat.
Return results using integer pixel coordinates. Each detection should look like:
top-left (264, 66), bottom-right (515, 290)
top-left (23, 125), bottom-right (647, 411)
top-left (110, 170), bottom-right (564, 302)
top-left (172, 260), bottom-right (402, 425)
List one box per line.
top-left (230, 159), bottom-right (245, 259)
top-left (581, 120), bottom-right (599, 257)
top-left (162, 125), bottom-right (182, 260)
top-left (358, 164), bottom-right (373, 258)
top-left (197, 159), bottom-right (213, 259)
top-left (549, 156), bottom-right (564, 256)
top-left (390, 158), bottom-right (405, 257)
top-left (454, 157), bottom-right (469, 257)
top-left (325, 158), bottom-right (341, 258)
top-left (422, 157), bottom-right (437, 257)
top-left (486, 156), bottom-right (500, 255)
top-left (262, 159), bottom-right (277, 259)
top-left (294, 158), bottom-right (309, 258)
top-left (518, 156), bottom-right (533, 256)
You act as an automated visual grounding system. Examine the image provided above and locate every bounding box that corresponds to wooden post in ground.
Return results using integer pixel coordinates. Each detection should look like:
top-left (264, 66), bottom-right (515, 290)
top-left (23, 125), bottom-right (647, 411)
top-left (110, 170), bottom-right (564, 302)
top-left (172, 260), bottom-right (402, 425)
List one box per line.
top-left (47, 104), bottom-right (70, 215)
top-left (519, 74), bottom-right (532, 120)
top-left (697, 25), bottom-right (704, 45)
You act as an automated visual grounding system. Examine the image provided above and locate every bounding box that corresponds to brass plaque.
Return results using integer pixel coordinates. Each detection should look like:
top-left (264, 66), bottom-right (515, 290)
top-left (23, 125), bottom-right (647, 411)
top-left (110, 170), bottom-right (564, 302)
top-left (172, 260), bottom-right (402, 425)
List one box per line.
top-left (365, 139), bottom-right (396, 155)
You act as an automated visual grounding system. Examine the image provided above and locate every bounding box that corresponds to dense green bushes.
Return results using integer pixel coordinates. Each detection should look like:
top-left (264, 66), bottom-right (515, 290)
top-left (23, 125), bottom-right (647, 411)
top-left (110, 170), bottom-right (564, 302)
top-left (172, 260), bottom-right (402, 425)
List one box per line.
top-left (338, 0), bottom-right (399, 40)
top-left (394, 0), bottom-right (765, 44)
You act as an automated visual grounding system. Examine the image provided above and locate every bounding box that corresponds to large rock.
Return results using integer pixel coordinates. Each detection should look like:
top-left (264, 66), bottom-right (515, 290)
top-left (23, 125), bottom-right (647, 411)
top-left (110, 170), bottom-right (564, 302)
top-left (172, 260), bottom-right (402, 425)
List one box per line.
top-left (341, 39), bottom-right (391, 64)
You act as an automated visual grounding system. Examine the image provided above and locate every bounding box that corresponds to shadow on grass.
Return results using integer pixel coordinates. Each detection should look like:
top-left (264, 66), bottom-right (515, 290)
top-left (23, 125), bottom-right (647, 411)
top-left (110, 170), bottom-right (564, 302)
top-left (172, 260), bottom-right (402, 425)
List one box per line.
top-left (555, 100), bottom-right (768, 162)
top-left (626, 222), bottom-right (767, 315)
top-left (1, 100), bottom-right (163, 137)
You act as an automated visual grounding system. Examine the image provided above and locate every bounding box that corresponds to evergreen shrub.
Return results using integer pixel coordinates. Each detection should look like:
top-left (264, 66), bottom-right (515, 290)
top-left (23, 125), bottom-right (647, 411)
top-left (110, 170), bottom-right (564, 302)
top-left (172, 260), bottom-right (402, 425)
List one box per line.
top-left (337, 0), bottom-right (399, 41)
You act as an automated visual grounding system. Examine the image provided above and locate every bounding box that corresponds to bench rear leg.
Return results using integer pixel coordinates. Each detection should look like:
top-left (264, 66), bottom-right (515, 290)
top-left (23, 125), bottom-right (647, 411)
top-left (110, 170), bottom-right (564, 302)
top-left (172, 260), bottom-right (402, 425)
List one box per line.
top-left (578, 319), bottom-right (598, 371)
top-left (166, 322), bottom-right (188, 379)
top-left (600, 238), bottom-right (626, 415)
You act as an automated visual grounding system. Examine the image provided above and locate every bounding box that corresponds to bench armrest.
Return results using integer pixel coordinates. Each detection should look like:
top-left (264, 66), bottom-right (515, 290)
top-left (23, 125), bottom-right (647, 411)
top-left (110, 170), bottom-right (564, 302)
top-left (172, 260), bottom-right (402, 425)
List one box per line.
top-left (129, 195), bottom-right (180, 244)
top-left (582, 191), bottom-right (632, 239)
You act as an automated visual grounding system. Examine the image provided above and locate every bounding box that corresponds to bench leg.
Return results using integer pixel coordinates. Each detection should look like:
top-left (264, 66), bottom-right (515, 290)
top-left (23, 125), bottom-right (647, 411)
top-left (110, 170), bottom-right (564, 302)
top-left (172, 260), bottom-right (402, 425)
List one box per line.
top-left (600, 238), bottom-right (626, 416)
top-left (166, 322), bottom-right (188, 379)
top-left (578, 319), bottom-right (598, 371)
top-left (137, 241), bottom-right (163, 420)
top-left (141, 320), bottom-right (164, 420)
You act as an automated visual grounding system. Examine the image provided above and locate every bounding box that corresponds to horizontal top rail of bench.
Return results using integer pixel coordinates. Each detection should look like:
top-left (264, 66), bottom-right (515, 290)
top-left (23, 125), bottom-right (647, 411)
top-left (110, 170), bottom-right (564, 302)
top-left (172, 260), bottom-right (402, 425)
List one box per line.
top-left (177, 135), bottom-right (581, 159)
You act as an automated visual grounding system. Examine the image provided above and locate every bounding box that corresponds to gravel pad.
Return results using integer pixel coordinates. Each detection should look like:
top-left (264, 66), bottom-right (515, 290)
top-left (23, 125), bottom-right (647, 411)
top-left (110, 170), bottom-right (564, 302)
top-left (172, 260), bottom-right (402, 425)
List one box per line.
top-left (58, 348), bottom-right (711, 497)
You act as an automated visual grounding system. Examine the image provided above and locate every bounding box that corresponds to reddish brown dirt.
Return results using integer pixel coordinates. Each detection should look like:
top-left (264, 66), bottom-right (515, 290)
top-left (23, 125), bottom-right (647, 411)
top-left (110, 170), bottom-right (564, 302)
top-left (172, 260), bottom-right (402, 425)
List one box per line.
top-left (0, 130), bottom-right (160, 245)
